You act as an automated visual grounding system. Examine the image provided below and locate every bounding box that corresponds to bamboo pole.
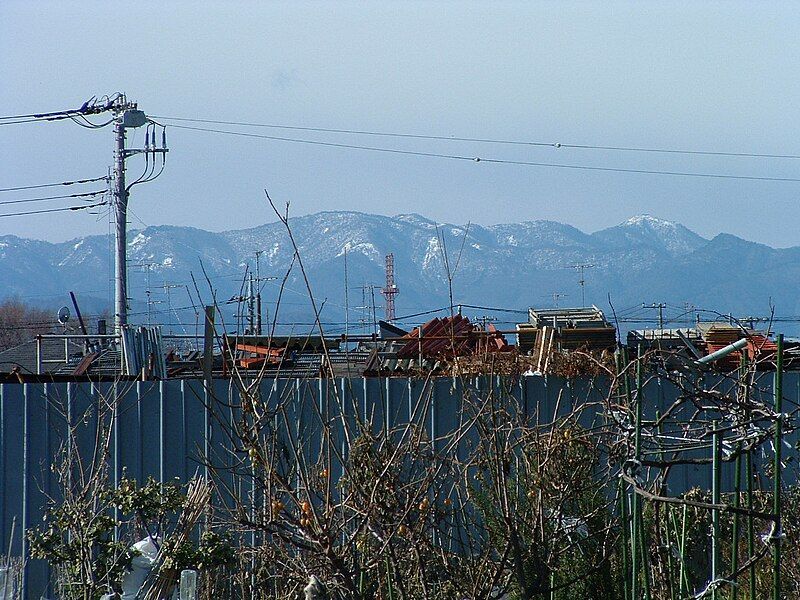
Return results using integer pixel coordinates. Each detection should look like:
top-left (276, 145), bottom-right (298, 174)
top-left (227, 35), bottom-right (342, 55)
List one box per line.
top-left (731, 443), bottom-right (741, 600)
top-left (746, 449), bottom-right (756, 600)
top-left (657, 410), bottom-right (676, 600)
top-left (638, 507), bottom-right (652, 600)
top-left (631, 348), bottom-right (651, 600)
top-left (619, 477), bottom-right (630, 600)
top-left (711, 421), bottom-right (721, 600)
top-left (772, 333), bottom-right (783, 600)
top-left (629, 347), bottom-right (641, 600)
top-left (742, 350), bottom-right (757, 600)
top-left (672, 505), bottom-right (690, 598)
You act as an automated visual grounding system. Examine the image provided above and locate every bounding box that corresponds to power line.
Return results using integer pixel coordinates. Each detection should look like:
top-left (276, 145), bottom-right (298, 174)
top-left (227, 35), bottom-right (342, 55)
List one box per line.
top-left (456, 303), bottom-right (528, 314)
top-left (0, 176), bottom-right (108, 193)
top-left (0, 190), bottom-right (107, 207)
top-left (0, 95), bottom-right (122, 127)
top-left (164, 123), bottom-right (800, 183)
top-left (154, 115), bottom-right (800, 161)
top-left (0, 114), bottom-right (74, 127)
top-left (0, 110), bottom-right (78, 121)
top-left (0, 201), bottom-right (107, 219)
top-left (0, 95), bottom-right (122, 121)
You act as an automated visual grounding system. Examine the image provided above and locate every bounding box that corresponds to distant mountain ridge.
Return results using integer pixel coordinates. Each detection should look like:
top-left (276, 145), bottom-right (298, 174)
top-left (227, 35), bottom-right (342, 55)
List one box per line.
top-left (1, 211), bottom-right (797, 333)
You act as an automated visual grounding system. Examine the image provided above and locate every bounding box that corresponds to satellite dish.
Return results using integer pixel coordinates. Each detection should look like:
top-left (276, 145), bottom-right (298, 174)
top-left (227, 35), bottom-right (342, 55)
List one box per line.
top-left (57, 306), bottom-right (70, 324)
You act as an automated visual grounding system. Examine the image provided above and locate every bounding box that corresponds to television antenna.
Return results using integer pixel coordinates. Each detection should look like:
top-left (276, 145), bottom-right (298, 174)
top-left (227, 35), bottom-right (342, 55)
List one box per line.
top-left (564, 263), bottom-right (595, 307)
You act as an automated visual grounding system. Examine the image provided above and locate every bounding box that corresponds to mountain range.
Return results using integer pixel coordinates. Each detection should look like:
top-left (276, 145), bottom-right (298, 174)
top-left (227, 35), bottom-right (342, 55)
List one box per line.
top-left (2, 211), bottom-right (797, 334)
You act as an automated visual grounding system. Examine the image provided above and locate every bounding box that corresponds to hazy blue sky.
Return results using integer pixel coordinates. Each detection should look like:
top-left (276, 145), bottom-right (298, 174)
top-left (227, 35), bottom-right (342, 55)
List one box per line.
top-left (2, 1), bottom-right (799, 245)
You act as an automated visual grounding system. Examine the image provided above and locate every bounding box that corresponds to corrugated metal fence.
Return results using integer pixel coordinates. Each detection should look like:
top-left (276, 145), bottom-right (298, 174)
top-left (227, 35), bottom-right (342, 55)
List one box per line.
top-left (1, 373), bottom-right (798, 598)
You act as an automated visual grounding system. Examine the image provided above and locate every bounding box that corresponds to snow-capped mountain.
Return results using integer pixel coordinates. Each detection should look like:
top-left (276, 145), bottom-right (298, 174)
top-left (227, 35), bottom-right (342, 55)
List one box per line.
top-left (2, 211), bottom-right (797, 333)
top-left (593, 214), bottom-right (706, 256)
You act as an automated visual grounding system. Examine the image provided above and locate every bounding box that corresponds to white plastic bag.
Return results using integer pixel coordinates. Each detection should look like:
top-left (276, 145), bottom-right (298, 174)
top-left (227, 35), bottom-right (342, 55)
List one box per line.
top-left (120, 536), bottom-right (160, 600)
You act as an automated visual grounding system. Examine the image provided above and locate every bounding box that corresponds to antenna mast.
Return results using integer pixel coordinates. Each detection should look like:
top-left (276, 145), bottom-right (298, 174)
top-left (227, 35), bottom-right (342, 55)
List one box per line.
top-left (381, 253), bottom-right (399, 321)
top-left (564, 263), bottom-right (595, 307)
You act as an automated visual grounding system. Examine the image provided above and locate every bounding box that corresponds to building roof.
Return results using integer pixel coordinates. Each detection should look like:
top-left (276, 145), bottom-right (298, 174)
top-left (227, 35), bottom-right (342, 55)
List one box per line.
top-left (528, 306), bottom-right (610, 329)
top-left (0, 338), bottom-right (84, 375)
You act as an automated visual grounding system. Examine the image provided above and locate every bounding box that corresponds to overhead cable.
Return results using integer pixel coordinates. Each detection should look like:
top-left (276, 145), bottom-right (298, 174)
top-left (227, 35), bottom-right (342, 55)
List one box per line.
top-left (0, 176), bottom-right (108, 193)
top-left (0, 190), bottom-right (107, 206)
top-left (0, 95), bottom-right (121, 126)
top-left (164, 123), bottom-right (800, 183)
top-left (0, 114), bottom-right (74, 126)
top-left (0, 109), bottom-right (84, 120)
top-left (0, 201), bottom-right (107, 219)
top-left (153, 115), bottom-right (800, 160)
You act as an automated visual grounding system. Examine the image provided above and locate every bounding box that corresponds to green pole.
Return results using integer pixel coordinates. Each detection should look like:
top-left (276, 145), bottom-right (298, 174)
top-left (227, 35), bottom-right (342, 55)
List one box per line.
top-left (629, 347), bottom-right (642, 600)
top-left (746, 449), bottom-right (756, 600)
top-left (638, 507), bottom-right (652, 600)
top-left (731, 351), bottom-right (748, 600)
top-left (675, 504), bottom-right (690, 598)
top-left (657, 410), bottom-right (676, 600)
top-left (620, 477), bottom-right (630, 600)
top-left (731, 443), bottom-right (741, 600)
top-left (772, 333), bottom-right (783, 600)
top-left (711, 421), bottom-right (722, 600)
top-left (665, 505), bottom-right (676, 600)
top-left (742, 350), bottom-right (757, 600)
top-left (386, 556), bottom-right (394, 600)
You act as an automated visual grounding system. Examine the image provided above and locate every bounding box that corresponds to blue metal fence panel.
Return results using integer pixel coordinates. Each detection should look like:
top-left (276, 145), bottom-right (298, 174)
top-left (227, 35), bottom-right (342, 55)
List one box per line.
top-left (0, 374), bottom-right (797, 597)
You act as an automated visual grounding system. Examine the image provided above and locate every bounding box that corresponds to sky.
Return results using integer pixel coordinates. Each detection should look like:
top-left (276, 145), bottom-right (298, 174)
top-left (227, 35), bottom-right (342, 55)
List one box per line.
top-left (2, 1), bottom-right (800, 245)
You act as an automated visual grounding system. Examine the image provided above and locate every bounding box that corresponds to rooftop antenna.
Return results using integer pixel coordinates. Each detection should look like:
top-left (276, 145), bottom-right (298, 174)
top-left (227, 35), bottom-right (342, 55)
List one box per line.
top-left (542, 292), bottom-right (569, 308)
top-left (355, 283), bottom-right (380, 334)
top-left (160, 282), bottom-right (183, 335)
top-left (131, 262), bottom-right (158, 325)
top-left (381, 253), bottom-right (400, 321)
top-left (565, 263), bottom-right (595, 307)
top-left (57, 306), bottom-right (70, 328)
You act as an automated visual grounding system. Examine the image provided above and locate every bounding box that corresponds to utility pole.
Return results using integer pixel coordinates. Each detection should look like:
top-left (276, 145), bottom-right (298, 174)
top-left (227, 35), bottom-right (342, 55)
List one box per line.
top-left (644, 302), bottom-right (667, 329)
top-left (111, 96), bottom-right (168, 332)
top-left (344, 247), bottom-right (349, 346)
top-left (247, 272), bottom-right (255, 334)
top-left (683, 302), bottom-right (695, 328)
top-left (231, 261), bottom-right (277, 335)
top-left (251, 252), bottom-right (277, 335)
top-left (161, 283), bottom-right (183, 335)
top-left (370, 285), bottom-right (378, 335)
top-left (255, 251), bottom-right (263, 335)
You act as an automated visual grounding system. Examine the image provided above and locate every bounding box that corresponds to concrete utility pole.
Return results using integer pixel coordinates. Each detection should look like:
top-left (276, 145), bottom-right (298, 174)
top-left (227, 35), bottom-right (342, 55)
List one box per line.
top-left (111, 96), bottom-right (168, 332)
top-left (644, 302), bottom-right (667, 329)
top-left (255, 251), bottom-right (263, 335)
top-left (247, 273), bottom-right (255, 334)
